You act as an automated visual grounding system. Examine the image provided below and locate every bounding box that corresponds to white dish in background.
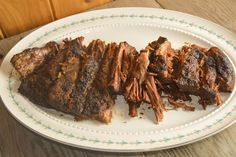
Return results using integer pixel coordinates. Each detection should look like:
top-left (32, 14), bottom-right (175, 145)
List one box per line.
top-left (0, 8), bottom-right (236, 152)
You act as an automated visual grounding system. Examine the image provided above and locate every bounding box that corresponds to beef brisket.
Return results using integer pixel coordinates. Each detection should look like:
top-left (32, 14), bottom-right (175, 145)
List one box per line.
top-left (147, 37), bottom-right (234, 109)
top-left (18, 38), bottom-right (115, 123)
top-left (11, 35), bottom-right (234, 124)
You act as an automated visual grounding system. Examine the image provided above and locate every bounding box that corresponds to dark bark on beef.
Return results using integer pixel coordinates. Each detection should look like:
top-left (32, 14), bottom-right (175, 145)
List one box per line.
top-left (199, 55), bottom-right (221, 108)
top-left (147, 38), bottom-right (191, 103)
top-left (175, 48), bottom-right (205, 93)
top-left (171, 55), bottom-right (182, 78)
top-left (206, 47), bottom-right (234, 92)
top-left (79, 41), bottom-right (115, 123)
top-left (175, 47), bottom-right (223, 107)
top-left (174, 45), bottom-right (232, 108)
top-left (147, 40), bottom-right (232, 109)
top-left (147, 37), bottom-right (175, 82)
top-left (19, 48), bottom-right (80, 114)
top-left (62, 37), bottom-right (86, 56)
top-left (73, 56), bottom-right (99, 113)
top-left (162, 83), bottom-right (192, 102)
top-left (147, 36), bottom-right (167, 54)
top-left (74, 39), bottom-right (106, 114)
top-left (11, 41), bottom-right (59, 78)
top-left (18, 38), bottom-right (115, 123)
top-left (82, 86), bottom-right (114, 123)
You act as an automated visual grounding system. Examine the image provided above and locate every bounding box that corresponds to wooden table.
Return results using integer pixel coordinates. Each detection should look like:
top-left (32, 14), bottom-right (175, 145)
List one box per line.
top-left (0, 0), bottom-right (236, 157)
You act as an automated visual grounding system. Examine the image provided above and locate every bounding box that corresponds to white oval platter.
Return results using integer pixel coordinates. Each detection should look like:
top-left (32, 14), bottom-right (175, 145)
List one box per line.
top-left (0, 8), bottom-right (236, 152)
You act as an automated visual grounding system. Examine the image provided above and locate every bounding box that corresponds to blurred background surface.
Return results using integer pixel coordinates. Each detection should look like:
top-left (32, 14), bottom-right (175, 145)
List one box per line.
top-left (0, 0), bottom-right (112, 39)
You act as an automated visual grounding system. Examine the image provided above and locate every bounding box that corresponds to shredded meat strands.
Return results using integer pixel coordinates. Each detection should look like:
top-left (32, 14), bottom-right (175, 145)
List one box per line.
top-left (168, 98), bottom-right (195, 111)
top-left (10, 36), bottom-right (234, 124)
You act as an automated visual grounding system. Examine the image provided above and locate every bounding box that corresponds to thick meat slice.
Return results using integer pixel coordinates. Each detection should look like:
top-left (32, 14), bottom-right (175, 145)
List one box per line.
top-left (11, 37), bottom-right (86, 78)
top-left (198, 47), bottom-right (234, 107)
top-left (18, 38), bottom-right (115, 123)
top-left (82, 86), bottom-right (114, 123)
top-left (199, 55), bottom-right (221, 108)
top-left (206, 47), bottom-right (234, 92)
top-left (70, 39), bottom-right (115, 123)
top-left (175, 45), bottom-right (234, 108)
top-left (147, 36), bottom-right (175, 82)
top-left (11, 41), bottom-right (59, 77)
top-left (18, 37), bottom-right (86, 110)
top-left (19, 48), bottom-right (81, 112)
top-left (175, 48), bottom-right (205, 93)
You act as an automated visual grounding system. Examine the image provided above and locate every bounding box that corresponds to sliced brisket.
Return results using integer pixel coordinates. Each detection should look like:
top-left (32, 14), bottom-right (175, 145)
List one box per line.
top-left (11, 36), bottom-right (235, 124)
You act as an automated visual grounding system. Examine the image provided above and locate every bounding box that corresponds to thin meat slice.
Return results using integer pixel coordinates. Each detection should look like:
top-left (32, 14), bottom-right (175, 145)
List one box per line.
top-left (109, 43), bottom-right (124, 93)
top-left (109, 42), bottom-right (138, 93)
top-left (120, 43), bottom-right (138, 89)
top-left (96, 43), bottom-right (118, 89)
top-left (144, 74), bottom-right (165, 123)
top-left (124, 50), bottom-right (149, 117)
top-left (124, 50), bottom-right (149, 103)
top-left (74, 39), bottom-right (106, 114)
top-left (168, 98), bottom-right (195, 111)
top-left (142, 88), bottom-right (151, 103)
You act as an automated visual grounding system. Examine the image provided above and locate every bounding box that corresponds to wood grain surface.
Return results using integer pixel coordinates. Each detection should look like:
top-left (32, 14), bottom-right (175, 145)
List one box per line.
top-left (156, 0), bottom-right (236, 33)
top-left (0, 0), bottom-right (111, 38)
top-left (50, 0), bottom-right (112, 19)
top-left (0, 0), bottom-right (54, 37)
top-left (0, 0), bottom-right (235, 157)
top-left (0, 28), bottom-right (4, 40)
